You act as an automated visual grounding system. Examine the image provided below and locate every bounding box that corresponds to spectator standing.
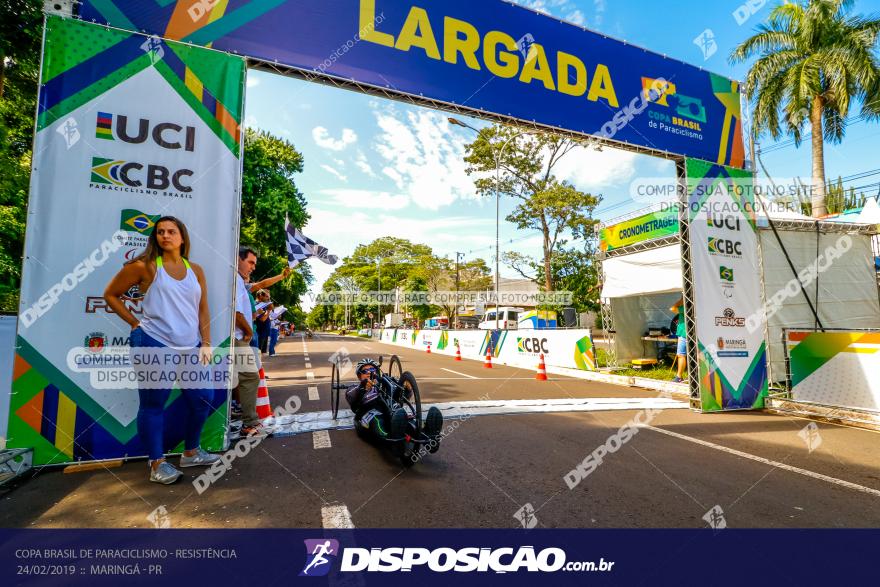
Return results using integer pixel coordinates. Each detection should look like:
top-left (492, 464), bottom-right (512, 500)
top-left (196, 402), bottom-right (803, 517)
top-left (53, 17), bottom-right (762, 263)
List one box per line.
top-left (104, 217), bottom-right (221, 484)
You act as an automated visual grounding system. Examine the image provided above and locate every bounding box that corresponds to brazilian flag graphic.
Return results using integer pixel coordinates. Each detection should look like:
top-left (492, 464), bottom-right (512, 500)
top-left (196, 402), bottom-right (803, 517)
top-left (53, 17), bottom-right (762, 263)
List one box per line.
top-left (120, 209), bottom-right (160, 235)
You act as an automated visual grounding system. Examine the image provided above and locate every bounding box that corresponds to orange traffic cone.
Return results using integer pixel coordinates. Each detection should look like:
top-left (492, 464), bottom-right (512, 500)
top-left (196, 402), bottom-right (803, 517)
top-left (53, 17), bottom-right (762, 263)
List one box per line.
top-left (483, 351), bottom-right (493, 368)
top-left (426, 342), bottom-right (432, 354)
top-left (535, 354), bottom-right (548, 381)
top-left (454, 345), bottom-right (462, 361)
top-left (256, 366), bottom-right (272, 419)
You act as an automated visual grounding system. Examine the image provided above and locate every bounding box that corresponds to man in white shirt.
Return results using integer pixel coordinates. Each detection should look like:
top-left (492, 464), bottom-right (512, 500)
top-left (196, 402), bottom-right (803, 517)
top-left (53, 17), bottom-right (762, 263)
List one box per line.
top-left (233, 246), bottom-right (261, 434)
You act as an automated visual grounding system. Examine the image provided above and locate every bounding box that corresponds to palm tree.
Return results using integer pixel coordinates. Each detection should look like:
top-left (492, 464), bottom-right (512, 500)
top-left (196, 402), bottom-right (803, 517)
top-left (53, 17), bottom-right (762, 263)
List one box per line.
top-left (731, 0), bottom-right (880, 217)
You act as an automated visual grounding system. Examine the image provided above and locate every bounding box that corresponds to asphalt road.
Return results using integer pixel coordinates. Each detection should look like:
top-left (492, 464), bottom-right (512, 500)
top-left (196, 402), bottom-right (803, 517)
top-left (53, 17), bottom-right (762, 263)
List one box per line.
top-left (2, 333), bottom-right (879, 529)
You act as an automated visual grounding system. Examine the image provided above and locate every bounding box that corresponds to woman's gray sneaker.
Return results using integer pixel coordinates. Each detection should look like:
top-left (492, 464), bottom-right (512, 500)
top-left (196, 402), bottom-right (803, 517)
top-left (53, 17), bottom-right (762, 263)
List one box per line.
top-left (149, 461), bottom-right (183, 484)
top-left (179, 448), bottom-right (221, 467)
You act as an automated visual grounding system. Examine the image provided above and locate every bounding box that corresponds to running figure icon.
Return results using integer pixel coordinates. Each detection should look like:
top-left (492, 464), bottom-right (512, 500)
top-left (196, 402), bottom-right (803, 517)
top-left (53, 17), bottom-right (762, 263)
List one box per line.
top-left (300, 539), bottom-right (340, 577)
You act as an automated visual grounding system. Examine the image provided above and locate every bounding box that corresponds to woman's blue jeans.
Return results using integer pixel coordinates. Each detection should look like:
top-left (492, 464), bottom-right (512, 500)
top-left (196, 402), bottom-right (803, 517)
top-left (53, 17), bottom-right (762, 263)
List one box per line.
top-left (129, 327), bottom-right (214, 462)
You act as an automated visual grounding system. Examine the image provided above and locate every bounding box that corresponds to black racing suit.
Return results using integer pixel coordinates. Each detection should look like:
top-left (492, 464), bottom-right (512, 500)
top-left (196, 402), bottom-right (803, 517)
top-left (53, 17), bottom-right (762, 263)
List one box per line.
top-left (345, 380), bottom-right (392, 440)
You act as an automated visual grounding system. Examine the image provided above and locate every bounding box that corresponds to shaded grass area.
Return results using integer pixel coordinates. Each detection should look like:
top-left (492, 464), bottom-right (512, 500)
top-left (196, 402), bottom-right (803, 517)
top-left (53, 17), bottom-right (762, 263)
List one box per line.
top-left (596, 348), bottom-right (681, 381)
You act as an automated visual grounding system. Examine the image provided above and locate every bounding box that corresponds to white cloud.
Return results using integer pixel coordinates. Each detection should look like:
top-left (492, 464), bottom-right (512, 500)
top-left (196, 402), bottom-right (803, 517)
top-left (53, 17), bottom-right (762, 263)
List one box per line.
top-left (320, 188), bottom-right (410, 210)
top-left (373, 107), bottom-right (477, 210)
top-left (552, 145), bottom-right (639, 191)
top-left (320, 164), bottom-right (348, 182)
top-left (518, 0), bottom-right (592, 27)
top-left (246, 76), bottom-right (260, 88)
top-left (312, 126), bottom-right (358, 151)
top-left (566, 9), bottom-right (586, 25)
top-left (355, 150), bottom-right (376, 177)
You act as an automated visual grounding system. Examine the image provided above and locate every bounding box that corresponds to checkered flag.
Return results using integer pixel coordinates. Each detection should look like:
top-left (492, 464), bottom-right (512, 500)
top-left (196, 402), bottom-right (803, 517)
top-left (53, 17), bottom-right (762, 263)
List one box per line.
top-left (286, 218), bottom-right (338, 268)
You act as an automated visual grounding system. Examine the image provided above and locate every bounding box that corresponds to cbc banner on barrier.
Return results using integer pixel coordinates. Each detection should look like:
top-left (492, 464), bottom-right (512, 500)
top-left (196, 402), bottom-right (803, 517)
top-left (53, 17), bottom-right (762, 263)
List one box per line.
top-left (376, 328), bottom-right (597, 372)
top-left (684, 160), bottom-right (768, 411)
top-left (8, 16), bottom-right (245, 465)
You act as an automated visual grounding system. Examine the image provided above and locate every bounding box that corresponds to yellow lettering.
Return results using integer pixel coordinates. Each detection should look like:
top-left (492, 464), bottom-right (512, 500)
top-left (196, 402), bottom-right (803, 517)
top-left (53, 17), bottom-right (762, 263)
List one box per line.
top-left (587, 64), bottom-right (618, 107)
top-left (359, 0), bottom-right (394, 47)
top-left (444, 17), bottom-right (481, 70)
top-left (483, 30), bottom-right (519, 78)
top-left (518, 43), bottom-right (555, 91)
top-left (557, 51), bottom-right (587, 97)
top-left (395, 7), bottom-right (441, 60)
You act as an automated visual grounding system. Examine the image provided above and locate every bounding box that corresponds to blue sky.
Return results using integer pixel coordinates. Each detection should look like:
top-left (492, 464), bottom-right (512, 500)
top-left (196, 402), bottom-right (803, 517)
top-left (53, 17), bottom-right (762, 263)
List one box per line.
top-left (245, 0), bottom-right (880, 302)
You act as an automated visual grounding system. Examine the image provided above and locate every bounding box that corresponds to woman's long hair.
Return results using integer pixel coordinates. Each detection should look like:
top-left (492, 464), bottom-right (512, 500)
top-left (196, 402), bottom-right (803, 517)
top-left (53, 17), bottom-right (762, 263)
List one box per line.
top-left (128, 216), bottom-right (190, 265)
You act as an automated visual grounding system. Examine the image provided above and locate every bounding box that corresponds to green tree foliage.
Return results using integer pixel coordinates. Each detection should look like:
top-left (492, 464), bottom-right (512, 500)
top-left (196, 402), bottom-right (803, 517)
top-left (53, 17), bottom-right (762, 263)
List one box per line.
top-left (463, 125), bottom-right (601, 290)
top-left (311, 237), bottom-right (492, 329)
top-left (240, 128), bottom-right (311, 310)
top-left (0, 0), bottom-right (41, 311)
top-left (731, 0), bottom-right (880, 217)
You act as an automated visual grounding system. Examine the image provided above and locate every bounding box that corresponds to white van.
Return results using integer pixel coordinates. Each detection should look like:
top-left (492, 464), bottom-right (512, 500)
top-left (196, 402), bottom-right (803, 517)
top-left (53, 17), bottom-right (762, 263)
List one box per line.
top-left (478, 307), bottom-right (524, 330)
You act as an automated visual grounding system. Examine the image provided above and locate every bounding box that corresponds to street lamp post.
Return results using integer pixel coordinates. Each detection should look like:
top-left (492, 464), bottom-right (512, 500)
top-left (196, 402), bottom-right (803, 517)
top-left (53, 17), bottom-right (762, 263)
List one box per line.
top-left (454, 251), bottom-right (464, 328)
top-left (449, 117), bottom-right (526, 330)
top-left (376, 259), bottom-right (381, 329)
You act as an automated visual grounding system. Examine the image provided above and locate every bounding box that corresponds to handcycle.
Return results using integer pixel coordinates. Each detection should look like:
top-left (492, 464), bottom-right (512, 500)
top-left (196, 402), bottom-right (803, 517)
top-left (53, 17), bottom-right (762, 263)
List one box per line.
top-left (329, 354), bottom-right (441, 465)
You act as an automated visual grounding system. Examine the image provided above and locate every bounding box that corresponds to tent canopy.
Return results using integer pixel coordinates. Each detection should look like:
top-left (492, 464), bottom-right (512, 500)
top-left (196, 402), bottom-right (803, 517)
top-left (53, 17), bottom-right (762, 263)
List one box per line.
top-left (600, 245), bottom-right (682, 299)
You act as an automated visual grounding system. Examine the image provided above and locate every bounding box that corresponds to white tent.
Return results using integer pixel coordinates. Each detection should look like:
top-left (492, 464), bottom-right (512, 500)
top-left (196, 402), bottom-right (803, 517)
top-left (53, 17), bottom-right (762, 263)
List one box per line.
top-left (600, 215), bottom-right (880, 382)
top-left (857, 198), bottom-right (880, 225)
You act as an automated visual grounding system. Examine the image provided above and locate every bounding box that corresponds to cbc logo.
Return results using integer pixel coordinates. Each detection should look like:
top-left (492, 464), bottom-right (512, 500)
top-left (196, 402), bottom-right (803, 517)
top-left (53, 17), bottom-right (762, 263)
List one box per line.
top-left (517, 337), bottom-right (549, 354)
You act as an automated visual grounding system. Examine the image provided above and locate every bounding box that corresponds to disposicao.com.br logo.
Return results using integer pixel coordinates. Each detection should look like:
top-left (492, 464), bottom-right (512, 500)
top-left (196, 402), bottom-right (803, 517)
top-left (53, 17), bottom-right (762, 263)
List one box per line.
top-left (299, 541), bottom-right (614, 575)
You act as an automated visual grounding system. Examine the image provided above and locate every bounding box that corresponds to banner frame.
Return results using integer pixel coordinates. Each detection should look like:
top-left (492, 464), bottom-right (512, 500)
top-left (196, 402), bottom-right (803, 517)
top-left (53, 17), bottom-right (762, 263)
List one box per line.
top-left (8, 14), bottom-right (247, 465)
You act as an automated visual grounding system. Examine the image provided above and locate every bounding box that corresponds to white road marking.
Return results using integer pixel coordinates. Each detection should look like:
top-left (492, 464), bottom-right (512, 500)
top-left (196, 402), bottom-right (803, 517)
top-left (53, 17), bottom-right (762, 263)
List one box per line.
top-left (305, 362), bottom-right (312, 369)
top-left (440, 368), bottom-right (478, 379)
top-left (308, 386), bottom-right (319, 401)
top-left (321, 504), bottom-right (354, 529)
top-left (643, 425), bottom-right (880, 498)
top-left (271, 397), bottom-right (687, 436)
top-left (312, 430), bottom-right (332, 449)
top-left (306, 372), bottom-right (314, 380)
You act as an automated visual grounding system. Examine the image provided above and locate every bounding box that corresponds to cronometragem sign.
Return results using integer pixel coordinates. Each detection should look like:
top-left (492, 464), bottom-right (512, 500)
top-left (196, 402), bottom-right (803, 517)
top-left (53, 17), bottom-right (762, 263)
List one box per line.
top-left (78, 0), bottom-right (747, 166)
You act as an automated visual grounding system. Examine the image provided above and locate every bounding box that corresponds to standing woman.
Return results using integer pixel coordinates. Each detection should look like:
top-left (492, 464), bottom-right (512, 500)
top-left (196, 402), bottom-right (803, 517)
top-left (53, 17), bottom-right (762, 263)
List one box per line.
top-left (104, 217), bottom-right (221, 484)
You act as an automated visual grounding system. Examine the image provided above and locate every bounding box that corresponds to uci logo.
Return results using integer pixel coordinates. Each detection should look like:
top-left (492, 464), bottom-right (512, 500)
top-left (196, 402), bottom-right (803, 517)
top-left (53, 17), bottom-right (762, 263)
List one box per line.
top-left (91, 157), bottom-right (194, 193)
top-left (708, 237), bottom-right (742, 257)
top-left (517, 337), bottom-right (549, 354)
top-left (707, 214), bottom-right (741, 231)
top-left (96, 112), bottom-right (196, 152)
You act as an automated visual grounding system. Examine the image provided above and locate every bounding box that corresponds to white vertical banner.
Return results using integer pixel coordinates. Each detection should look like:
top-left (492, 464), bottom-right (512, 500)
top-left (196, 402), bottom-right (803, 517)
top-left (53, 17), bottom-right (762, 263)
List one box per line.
top-left (6, 17), bottom-right (245, 465)
top-left (683, 159), bottom-right (768, 412)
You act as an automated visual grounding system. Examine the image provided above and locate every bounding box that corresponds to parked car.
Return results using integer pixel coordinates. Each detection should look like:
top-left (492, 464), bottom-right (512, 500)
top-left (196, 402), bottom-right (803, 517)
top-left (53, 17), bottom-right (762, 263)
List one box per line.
top-left (478, 307), bottom-right (523, 330)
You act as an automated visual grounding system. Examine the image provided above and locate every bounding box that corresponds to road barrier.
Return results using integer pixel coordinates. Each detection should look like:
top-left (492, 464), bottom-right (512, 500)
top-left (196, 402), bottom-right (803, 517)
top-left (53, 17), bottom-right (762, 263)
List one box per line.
top-left (374, 328), bottom-right (597, 372)
top-left (785, 329), bottom-right (880, 412)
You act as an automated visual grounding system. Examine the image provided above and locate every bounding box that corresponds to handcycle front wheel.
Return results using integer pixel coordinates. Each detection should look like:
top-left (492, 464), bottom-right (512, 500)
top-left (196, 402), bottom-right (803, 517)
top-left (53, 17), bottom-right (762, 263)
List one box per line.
top-left (397, 371), bottom-right (425, 467)
top-left (330, 360), bottom-right (341, 419)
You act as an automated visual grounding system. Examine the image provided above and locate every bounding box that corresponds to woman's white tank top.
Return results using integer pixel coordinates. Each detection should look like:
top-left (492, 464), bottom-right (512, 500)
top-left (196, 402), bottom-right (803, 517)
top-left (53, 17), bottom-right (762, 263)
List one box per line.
top-left (138, 257), bottom-right (201, 349)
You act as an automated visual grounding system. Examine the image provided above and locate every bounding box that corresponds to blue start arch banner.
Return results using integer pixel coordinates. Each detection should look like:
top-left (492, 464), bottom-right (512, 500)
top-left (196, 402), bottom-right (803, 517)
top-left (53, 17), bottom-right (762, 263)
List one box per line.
top-left (78, 0), bottom-right (747, 167)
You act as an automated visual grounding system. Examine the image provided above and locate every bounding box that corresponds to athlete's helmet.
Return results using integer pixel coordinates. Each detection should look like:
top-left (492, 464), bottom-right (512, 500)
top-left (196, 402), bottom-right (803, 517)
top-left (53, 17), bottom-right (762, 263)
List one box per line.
top-left (355, 358), bottom-right (380, 378)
